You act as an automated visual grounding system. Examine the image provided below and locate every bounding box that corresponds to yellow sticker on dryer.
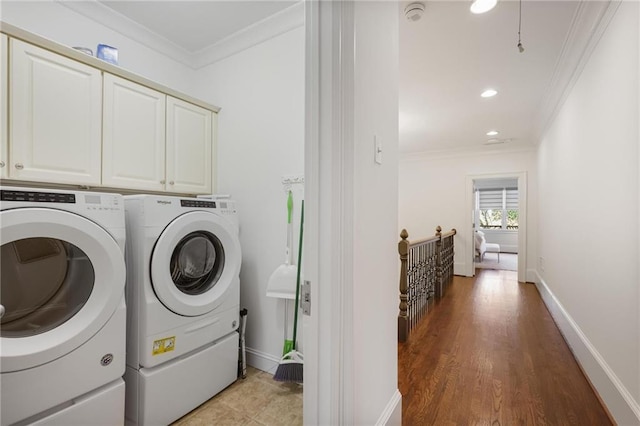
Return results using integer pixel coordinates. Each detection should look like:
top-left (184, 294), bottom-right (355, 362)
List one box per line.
top-left (152, 336), bottom-right (176, 355)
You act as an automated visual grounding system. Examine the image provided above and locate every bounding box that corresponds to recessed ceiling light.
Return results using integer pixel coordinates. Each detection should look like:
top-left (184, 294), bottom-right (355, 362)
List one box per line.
top-left (486, 130), bottom-right (499, 136)
top-left (470, 0), bottom-right (497, 14)
top-left (481, 89), bottom-right (497, 98)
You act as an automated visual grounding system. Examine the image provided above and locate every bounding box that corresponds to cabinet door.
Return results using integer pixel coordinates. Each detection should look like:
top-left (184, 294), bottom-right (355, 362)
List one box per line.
top-left (10, 39), bottom-right (102, 185)
top-left (103, 74), bottom-right (166, 191)
top-left (166, 97), bottom-right (212, 194)
top-left (1, 34), bottom-right (7, 179)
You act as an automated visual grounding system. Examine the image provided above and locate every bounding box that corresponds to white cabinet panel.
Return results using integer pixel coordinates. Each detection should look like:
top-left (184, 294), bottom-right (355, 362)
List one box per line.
top-left (1, 34), bottom-right (7, 179)
top-left (102, 74), bottom-right (166, 191)
top-left (166, 97), bottom-right (212, 194)
top-left (10, 39), bottom-right (102, 185)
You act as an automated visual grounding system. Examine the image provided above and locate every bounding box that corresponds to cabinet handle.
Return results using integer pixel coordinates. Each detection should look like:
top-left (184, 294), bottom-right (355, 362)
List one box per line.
top-left (0, 160), bottom-right (5, 168)
top-left (169, 181), bottom-right (175, 185)
top-left (160, 180), bottom-right (166, 184)
top-left (15, 163), bottom-right (24, 170)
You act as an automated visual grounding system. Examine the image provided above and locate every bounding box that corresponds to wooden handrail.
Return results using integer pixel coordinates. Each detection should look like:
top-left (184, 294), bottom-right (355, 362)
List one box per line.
top-left (398, 226), bottom-right (457, 342)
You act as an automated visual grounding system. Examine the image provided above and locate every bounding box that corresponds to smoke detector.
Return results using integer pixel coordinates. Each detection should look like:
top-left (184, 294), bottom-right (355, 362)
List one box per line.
top-left (405, 2), bottom-right (425, 21)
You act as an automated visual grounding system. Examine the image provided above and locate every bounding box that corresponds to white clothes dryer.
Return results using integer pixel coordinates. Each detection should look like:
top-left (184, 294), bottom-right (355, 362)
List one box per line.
top-left (0, 187), bottom-right (127, 426)
top-left (123, 195), bottom-right (241, 426)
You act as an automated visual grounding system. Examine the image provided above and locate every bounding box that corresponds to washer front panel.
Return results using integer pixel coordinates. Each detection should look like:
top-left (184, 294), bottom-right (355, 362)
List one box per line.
top-left (0, 208), bottom-right (125, 372)
top-left (150, 211), bottom-right (241, 317)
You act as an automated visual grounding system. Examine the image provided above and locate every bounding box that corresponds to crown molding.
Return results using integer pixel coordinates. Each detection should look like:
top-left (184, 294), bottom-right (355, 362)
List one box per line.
top-left (56, 0), bottom-right (304, 70)
top-left (194, 2), bottom-right (304, 69)
top-left (533, 0), bottom-right (622, 144)
top-left (399, 144), bottom-right (537, 162)
top-left (55, 0), bottom-right (194, 67)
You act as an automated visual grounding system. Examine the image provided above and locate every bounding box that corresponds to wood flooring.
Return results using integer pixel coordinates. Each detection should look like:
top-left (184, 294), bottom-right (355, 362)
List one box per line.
top-left (398, 269), bottom-right (612, 426)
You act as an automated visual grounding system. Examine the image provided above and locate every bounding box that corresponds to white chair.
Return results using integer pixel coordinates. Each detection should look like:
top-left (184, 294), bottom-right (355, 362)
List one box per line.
top-left (485, 242), bottom-right (501, 262)
top-left (475, 230), bottom-right (501, 262)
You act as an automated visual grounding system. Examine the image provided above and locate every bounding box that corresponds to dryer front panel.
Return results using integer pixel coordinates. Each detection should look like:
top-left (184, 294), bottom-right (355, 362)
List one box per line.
top-left (0, 208), bottom-right (126, 372)
top-left (150, 211), bottom-right (241, 316)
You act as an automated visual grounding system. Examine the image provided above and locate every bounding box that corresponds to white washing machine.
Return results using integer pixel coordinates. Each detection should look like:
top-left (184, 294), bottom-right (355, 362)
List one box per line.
top-left (123, 195), bottom-right (241, 426)
top-left (0, 186), bottom-right (127, 426)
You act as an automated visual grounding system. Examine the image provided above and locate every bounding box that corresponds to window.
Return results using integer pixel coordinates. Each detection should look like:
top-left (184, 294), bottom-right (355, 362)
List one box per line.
top-left (476, 188), bottom-right (518, 230)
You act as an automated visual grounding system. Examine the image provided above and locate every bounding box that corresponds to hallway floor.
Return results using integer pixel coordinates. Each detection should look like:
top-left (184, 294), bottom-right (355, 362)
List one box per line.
top-left (398, 269), bottom-right (612, 425)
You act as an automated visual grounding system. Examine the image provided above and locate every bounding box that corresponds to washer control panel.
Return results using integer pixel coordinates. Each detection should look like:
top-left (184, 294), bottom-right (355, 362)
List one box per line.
top-left (1, 189), bottom-right (76, 203)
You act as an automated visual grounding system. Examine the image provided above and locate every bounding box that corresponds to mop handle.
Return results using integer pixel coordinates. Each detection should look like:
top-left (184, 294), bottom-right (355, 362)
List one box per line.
top-left (291, 200), bottom-right (304, 348)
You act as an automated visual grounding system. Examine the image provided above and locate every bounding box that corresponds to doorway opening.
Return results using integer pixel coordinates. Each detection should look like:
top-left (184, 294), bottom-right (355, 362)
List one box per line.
top-left (464, 172), bottom-right (528, 282)
top-left (474, 177), bottom-right (519, 272)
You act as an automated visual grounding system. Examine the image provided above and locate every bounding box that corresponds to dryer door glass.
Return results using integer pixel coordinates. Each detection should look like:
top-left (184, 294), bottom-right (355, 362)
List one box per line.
top-left (0, 237), bottom-right (94, 337)
top-left (170, 231), bottom-right (225, 295)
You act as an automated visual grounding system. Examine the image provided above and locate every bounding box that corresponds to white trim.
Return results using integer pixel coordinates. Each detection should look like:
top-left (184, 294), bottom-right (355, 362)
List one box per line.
top-left (335, 2), bottom-right (355, 424)
top-left (303, 0), bottom-right (320, 424)
top-left (534, 272), bottom-right (640, 425)
top-left (375, 389), bottom-right (402, 426)
top-left (400, 145), bottom-right (536, 162)
top-left (533, 0), bottom-right (623, 143)
top-left (55, 0), bottom-right (193, 66)
top-left (245, 347), bottom-right (280, 374)
top-left (465, 172), bottom-right (527, 283)
top-left (453, 262), bottom-right (465, 276)
top-left (56, 0), bottom-right (304, 70)
top-left (194, 2), bottom-right (304, 69)
top-left (305, 1), bottom-right (356, 424)
top-left (525, 269), bottom-right (538, 284)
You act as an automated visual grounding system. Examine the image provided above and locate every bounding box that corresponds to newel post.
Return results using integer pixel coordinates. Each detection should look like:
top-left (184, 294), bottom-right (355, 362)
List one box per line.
top-left (435, 226), bottom-right (443, 299)
top-left (398, 229), bottom-right (409, 343)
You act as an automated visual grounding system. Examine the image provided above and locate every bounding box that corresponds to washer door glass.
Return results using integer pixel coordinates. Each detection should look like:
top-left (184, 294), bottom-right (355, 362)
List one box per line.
top-left (170, 231), bottom-right (224, 295)
top-left (0, 237), bottom-right (94, 337)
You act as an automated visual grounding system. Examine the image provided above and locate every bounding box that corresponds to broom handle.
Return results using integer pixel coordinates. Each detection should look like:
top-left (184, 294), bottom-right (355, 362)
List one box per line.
top-left (292, 200), bottom-right (304, 348)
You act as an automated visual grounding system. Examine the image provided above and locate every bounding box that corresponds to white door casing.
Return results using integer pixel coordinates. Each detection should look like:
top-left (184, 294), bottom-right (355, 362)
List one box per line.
top-left (464, 171), bottom-right (528, 282)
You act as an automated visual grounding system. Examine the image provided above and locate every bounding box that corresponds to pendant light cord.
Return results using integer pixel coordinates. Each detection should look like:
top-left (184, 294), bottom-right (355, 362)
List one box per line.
top-left (517, 0), bottom-right (524, 52)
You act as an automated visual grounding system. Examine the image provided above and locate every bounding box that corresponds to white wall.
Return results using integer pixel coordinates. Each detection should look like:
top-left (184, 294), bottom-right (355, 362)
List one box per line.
top-left (193, 26), bottom-right (305, 373)
top-left (399, 149), bottom-right (538, 278)
top-left (535, 2), bottom-right (639, 423)
top-left (1, 0), bottom-right (194, 94)
top-left (351, 2), bottom-right (400, 424)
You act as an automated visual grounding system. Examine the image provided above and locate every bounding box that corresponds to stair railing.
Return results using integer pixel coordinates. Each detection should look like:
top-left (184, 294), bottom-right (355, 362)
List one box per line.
top-left (398, 226), bottom-right (457, 342)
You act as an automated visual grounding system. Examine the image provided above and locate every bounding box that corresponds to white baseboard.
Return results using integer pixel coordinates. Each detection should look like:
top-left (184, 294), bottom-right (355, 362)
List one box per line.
top-left (376, 389), bottom-right (402, 426)
top-left (534, 272), bottom-right (640, 425)
top-left (526, 269), bottom-right (538, 283)
top-left (245, 347), bottom-right (281, 375)
top-left (453, 262), bottom-right (465, 276)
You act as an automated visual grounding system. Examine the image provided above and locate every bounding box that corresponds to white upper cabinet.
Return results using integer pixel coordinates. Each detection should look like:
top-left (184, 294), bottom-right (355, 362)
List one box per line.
top-left (166, 97), bottom-right (213, 194)
top-left (102, 74), bottom-right (166, 191)
top-left (9, 39), bottom-right (102, 185)
top-left (1, 34), bottom-right (7, 179)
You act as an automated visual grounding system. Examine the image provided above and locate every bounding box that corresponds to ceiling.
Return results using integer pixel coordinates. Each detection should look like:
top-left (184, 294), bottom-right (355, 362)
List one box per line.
top-left (95, 0), bottom-right (580, 156)
top-left (399, 1), bottom-right (579, 155)
top-left (97, 1), bottom-right (297, 52)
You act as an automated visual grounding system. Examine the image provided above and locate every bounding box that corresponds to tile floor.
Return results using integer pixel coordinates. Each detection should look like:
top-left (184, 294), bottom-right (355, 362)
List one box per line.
top-left (171, 367), bottom-right (303, 426)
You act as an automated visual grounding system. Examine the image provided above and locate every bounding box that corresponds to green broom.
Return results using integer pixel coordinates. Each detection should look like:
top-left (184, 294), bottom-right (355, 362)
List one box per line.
top-left (273, 200), bottom-right (304, 383)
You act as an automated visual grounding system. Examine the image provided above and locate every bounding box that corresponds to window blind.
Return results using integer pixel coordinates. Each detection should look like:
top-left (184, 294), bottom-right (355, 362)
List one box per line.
top-left (477, 188), bottom-right (519, 209)
top-left (478, 189), bottom-right (503, 210)
top-left (506, 188), bottom-right (518, 209)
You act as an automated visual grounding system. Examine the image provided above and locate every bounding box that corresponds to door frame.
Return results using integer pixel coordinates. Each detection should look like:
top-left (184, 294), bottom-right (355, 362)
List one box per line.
top-left (464, 171), bottom-right (528, 283)
top-left (303, 0), bottom-right (356, 424)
